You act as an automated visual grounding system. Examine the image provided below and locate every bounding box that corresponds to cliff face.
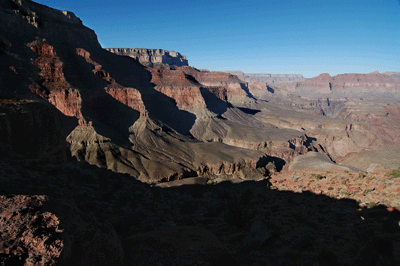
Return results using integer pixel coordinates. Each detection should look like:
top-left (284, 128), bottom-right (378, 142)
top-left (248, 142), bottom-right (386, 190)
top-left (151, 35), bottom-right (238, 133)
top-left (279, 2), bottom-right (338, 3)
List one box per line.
top-left (147, 66), bottom-right (253, 110)
top-left (227, 71), bottom-right (305, 100)
top-left (106, 48), bottom-right (189, 67)
top-left (284, 72), bottom-right (400, 97)
top-left (229, 71), bottom-right (305, 84)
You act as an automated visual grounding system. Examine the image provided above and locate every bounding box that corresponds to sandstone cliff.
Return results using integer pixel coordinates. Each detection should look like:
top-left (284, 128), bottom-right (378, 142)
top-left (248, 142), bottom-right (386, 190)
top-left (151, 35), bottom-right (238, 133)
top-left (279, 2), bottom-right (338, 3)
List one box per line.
top-left (106, 48), bottom-right (189, 67)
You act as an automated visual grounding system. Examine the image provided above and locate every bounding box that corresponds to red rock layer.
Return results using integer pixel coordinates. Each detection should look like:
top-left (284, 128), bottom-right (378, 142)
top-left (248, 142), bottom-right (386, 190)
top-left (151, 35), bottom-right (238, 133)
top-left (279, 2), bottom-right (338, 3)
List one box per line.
top-left (48, 89), bottom-right (82, 117)
top-left (179, 67), bottom-right (249, 101)
top-left (105, 87), bottom-right (145, 112)
top-left (29, 41), bottom-right (83, 117)
top-left (148, 66), bottom-right (206, 110)
top-left (148, 66), bottom-right (250, 110)
top-left (76, 48), bottom-right (146, 112)
top-left (30, 41), bottom-right (70, 91)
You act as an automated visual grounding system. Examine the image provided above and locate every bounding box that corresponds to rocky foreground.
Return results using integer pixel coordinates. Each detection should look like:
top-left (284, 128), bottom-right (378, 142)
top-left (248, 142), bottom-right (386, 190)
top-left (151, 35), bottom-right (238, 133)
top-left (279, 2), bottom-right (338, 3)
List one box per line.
top-left (1, 149), bottom-right (400, 265)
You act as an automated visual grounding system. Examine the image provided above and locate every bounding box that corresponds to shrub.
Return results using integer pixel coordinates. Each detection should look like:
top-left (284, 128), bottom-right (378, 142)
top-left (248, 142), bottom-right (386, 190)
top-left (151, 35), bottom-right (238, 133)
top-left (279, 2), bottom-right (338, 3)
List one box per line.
top-left (364, 189), bottom-right (373, 194)
top-left (386, 168), bottom-right (400, 179)
top-left (358, 172), bottom-right (368, 178)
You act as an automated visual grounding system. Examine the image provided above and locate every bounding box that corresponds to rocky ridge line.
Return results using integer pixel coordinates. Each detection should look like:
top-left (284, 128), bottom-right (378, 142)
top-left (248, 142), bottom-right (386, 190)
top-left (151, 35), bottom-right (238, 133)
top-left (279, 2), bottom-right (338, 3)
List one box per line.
top-left (106, 48), bottom-right (189, 67)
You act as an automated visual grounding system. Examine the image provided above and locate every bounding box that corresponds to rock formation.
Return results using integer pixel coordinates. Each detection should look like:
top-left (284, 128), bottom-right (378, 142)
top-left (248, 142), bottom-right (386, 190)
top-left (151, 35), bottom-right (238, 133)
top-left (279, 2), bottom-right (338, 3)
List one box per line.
top-left (106, 48), bottom-right (189, 67)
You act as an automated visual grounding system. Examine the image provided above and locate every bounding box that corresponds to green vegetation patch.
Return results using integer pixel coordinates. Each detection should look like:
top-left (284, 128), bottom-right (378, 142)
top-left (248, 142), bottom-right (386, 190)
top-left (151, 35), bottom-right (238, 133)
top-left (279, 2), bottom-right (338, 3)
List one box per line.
top-left (386, 168), bottom-right (400, 179)
top-left (310, 173), bottom-right (326, 180)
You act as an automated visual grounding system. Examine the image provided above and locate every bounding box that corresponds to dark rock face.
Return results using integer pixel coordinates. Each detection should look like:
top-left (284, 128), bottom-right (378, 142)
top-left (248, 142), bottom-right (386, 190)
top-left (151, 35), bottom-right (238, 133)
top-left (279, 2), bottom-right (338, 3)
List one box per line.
top-left (0, 100), bottom-right (68, 162)
top-left (106, 48), bottom-right (189, 67)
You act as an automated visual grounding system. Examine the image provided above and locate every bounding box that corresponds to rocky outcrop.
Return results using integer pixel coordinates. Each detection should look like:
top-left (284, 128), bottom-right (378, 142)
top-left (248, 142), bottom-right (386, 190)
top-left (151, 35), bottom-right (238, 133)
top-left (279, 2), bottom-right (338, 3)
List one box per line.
top-left (0, 194), bottom-right (124, 266)
top-left (106, 48), bottom-right (188, 67)
top-left (0, 195), bottom-right (63, 265)
top-left (149, 66), bottom-right (253, 109)
top-left (26, 41), bottom-right (81, 117)
top-left (28, 40), bottom-right (83, 117)
top-left (148, 66), bottom-right (206, 110)
top-left (104, 87), bottom-right (145, 112)
top-left (1, 0), bottom-right (101, 50)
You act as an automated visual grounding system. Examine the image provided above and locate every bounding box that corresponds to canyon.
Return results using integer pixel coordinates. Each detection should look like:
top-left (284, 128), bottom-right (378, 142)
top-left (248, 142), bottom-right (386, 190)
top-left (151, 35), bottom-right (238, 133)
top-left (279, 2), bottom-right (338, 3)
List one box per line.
top-left (1, 0), bottom-right (400, 265)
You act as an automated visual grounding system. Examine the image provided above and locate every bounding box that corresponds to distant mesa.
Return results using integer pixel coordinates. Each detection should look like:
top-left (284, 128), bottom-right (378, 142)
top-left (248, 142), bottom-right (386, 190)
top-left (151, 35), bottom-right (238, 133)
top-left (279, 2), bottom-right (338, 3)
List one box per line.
top-left (227, 71), bottom-right (306, 84)
top-left (106, 48), bottom-right (189, 67)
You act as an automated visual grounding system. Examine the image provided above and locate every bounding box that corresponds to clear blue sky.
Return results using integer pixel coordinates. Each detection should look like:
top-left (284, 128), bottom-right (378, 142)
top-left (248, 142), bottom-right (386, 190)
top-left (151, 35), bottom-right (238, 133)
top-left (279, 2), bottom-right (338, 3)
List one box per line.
top-left (38, 0), bottom-right (400, 78)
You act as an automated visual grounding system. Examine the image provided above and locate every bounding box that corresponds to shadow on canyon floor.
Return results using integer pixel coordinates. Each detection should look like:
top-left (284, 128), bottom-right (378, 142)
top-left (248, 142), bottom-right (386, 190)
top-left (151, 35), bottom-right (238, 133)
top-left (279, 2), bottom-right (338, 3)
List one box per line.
top-left (1, 152), bottom-right (400, 265)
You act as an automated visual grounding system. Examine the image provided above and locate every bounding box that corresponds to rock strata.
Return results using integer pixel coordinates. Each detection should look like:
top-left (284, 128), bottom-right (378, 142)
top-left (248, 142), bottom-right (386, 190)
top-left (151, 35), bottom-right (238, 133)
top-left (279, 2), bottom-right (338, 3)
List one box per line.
top-left (285, 72), bottom-right (400, 97)
top-left (229, 71), bottom-right (305, 83)
top-left (106, 48), bottom-right (189, 67)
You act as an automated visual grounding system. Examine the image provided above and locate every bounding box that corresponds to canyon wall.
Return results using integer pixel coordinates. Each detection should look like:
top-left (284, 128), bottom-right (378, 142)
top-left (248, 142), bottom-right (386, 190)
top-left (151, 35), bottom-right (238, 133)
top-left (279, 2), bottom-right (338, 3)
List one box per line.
top-left (284, 72), bottom-right (400, 98)
top-left (229, 71), bottom-right (305, 83)
top-left (0, 100), bottom-right (68, 162)
top-left (106, 48), bottom-right (189, 67)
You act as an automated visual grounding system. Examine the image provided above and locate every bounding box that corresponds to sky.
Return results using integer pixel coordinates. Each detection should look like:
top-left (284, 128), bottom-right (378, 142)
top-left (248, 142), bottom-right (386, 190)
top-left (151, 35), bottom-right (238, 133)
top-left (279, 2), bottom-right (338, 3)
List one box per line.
top-left (38, 0), bottom-right (400, 78)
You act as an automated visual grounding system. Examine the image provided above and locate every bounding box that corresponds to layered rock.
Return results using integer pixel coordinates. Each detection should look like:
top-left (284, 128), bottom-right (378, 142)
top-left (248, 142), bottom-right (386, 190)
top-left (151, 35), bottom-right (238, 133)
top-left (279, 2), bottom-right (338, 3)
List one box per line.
top-left (148, 66), bottom-right (206, 110)
top-left (148, 66), bottom-right (253, 110)
top-left (285, 72), bottom-right (400, 98)
top-left (229, 71), bottom-right (305, 83)
top-left (106, 48), bottom-right (188, 67)
top-left (104, 87), bottom-right (145, 112)
top-left (27, 41), bottom-right (83, 117)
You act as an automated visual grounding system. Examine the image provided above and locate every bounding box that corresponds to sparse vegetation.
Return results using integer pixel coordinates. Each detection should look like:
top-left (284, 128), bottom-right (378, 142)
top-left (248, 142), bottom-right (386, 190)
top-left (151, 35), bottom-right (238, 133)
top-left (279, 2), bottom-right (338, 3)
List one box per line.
top-left (366, 202), bottom-right (377, 208)
top-left (341, 191), bottom-right (351, 196)
top-left (363, 188), bottom-right (373, 194)
top-left (311, 173), bottom-right (326, 180)
top-left (358, 172), bottom-right (368, 178)
top-left (386, 168), bottom-right (400, 179)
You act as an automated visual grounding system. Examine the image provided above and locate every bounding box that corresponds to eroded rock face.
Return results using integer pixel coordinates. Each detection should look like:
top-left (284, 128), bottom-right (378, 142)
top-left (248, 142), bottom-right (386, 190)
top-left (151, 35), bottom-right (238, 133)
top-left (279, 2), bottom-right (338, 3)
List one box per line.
top-left (285, 72), bottom-right (400, 97)
top-left (106, 48), bottom-right (189, 67)
top-left (28, 41), bottom-right (83, 117)
top-left (147, 66), bottom-right (253, 111)
top-left (229, 71), bottom-right (305, 83)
